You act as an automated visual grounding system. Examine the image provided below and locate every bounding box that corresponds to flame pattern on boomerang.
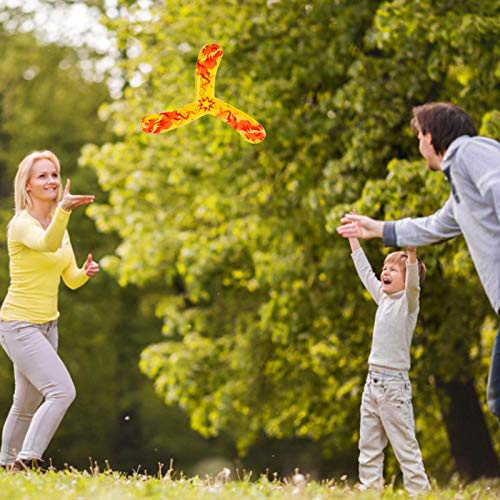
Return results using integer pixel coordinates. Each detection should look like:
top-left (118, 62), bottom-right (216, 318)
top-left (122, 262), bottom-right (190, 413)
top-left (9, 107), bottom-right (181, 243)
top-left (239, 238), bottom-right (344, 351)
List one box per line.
top-left (141, 44), bottom-right (266, 144)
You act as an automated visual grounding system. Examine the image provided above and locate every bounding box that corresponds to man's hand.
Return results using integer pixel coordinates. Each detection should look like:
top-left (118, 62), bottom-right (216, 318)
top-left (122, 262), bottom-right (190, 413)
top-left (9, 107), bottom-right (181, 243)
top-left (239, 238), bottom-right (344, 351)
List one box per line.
top-left (336, 213), bottom-right (385, 240)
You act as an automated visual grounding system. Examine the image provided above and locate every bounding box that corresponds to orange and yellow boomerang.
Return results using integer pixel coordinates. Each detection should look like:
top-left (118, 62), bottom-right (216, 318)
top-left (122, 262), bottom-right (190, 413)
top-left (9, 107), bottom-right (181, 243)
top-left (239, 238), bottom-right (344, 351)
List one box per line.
top-left (141, 44), bottom-right (266, 144)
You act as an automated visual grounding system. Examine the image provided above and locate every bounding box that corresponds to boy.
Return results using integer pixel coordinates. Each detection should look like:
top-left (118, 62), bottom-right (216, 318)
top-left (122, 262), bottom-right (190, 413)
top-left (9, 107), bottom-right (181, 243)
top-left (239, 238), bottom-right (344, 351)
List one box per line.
top-left (348, 235), bottom-right (430, 495)
top-left (336, 102), bottom-right (500, 419)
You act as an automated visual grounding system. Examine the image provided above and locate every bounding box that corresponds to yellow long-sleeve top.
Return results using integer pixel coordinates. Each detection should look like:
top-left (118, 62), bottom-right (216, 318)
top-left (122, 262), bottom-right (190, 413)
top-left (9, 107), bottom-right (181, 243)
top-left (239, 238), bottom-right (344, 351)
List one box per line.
top-left (0, 206), bottom-right (88, 323)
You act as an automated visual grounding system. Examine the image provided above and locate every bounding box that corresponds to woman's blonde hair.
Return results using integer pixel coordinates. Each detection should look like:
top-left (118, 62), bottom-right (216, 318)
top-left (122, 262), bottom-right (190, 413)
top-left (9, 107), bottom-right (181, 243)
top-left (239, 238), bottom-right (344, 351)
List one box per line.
top-left (13, 150), bottom-right (62, 214)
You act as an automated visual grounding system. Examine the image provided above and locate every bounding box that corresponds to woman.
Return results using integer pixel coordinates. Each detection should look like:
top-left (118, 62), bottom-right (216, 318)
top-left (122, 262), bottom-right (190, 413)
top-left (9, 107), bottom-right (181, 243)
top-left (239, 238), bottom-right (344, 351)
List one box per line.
top-left (0, 150), bottom-right (99, 470)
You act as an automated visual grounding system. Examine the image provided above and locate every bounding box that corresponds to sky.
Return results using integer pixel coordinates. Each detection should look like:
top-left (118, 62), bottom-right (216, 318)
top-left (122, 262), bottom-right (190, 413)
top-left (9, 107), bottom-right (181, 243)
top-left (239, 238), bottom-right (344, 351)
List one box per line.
top-left (1, 0), bottom-right (157, 97)
top-left (0, 0), bottom-right (139, 96)
top-left (1, 0), bottom-right (112, 51)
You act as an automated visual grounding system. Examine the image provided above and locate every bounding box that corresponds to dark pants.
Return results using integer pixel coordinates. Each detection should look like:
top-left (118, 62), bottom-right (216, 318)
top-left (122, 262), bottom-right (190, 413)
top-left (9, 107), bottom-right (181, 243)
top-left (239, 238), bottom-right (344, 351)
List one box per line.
top-left (487, 322), bottom-right (500, 419)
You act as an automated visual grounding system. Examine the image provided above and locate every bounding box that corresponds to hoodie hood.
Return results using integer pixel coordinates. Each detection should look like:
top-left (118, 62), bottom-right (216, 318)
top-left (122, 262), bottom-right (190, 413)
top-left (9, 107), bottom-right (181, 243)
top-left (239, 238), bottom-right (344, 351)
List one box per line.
top-left (441, 135), bottom-right (472, 172)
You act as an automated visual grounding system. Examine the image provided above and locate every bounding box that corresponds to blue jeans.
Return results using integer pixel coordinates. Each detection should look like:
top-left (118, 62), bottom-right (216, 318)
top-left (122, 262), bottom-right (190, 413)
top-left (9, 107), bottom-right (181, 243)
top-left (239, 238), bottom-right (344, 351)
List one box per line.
top-left (487, 322), bottom-right (500, 419)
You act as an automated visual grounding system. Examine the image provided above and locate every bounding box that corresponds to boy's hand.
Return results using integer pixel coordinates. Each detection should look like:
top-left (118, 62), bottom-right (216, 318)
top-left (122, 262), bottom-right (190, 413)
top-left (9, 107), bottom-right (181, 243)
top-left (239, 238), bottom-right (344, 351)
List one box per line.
top-left (345, 210), bottom-right (361, 251)
top-left (406, 247), bottom-right (416, 264)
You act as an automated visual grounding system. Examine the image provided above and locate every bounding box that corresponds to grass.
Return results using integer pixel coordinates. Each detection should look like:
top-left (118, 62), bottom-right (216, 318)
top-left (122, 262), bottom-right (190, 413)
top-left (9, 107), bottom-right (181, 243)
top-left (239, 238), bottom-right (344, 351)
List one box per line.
top-left (1, 464), bottom-right (500, 499)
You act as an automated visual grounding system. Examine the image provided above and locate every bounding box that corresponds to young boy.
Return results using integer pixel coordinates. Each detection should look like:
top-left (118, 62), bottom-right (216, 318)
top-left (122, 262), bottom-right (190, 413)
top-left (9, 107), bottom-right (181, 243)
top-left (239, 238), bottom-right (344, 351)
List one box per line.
top-left (348, 236), bottom-right (430, 495)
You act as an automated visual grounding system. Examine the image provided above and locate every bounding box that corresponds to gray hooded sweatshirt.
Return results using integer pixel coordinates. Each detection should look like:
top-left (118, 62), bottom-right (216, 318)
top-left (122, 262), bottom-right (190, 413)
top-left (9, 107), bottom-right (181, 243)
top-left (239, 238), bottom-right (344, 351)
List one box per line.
top-left (383, 135), bottom-right (500, 314)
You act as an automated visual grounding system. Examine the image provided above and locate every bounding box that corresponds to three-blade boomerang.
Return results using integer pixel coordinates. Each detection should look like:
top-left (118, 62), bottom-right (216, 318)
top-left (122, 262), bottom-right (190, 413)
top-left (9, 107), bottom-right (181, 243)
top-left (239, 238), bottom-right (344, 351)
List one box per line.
top-left (141, 44), bottom-right (266, 144)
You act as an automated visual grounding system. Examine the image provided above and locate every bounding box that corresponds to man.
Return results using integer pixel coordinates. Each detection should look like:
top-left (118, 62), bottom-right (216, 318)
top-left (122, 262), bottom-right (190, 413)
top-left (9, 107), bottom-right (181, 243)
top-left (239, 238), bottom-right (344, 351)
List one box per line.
top-left (336, 102), bottom-right (500, 418)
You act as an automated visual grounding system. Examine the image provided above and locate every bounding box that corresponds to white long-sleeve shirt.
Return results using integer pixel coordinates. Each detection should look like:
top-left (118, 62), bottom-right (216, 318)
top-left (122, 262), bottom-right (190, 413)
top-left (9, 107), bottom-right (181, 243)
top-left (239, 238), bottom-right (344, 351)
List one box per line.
top-left (351, 247), bottom-right (420, 371)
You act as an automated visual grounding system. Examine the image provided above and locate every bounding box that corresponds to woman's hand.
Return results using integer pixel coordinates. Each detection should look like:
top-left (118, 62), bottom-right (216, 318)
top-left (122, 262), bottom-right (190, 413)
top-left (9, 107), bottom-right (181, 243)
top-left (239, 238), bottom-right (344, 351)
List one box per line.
top-left (83, 253), bottom-right (100, 278)
top-left (59, 179), bottom-right (94, 211)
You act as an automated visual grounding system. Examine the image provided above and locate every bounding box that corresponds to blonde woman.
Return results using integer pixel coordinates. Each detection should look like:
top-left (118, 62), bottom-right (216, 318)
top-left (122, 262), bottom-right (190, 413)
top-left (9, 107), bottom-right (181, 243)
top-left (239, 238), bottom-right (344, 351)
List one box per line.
top-left (0, 151), bottom-right (99, 470)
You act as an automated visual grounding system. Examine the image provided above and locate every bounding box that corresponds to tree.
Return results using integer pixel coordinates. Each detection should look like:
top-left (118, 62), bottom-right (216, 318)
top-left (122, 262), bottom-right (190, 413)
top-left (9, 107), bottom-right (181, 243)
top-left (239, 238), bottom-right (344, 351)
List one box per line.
top-left (82, 0), bottom-right (500, 480)
top-left (0, 22), bottom-right (237, 473)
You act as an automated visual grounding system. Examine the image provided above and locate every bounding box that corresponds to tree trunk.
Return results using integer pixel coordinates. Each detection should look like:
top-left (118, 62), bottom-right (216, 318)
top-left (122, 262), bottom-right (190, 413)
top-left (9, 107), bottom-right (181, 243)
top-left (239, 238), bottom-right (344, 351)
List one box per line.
top-left (435, 376), bottom-right (500, 480)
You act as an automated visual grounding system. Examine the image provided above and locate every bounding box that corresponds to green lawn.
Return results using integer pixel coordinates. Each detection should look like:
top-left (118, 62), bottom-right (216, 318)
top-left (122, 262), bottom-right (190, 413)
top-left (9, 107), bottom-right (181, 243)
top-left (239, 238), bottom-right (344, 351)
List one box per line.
top-left (1, 468), bottom-right (500, 499)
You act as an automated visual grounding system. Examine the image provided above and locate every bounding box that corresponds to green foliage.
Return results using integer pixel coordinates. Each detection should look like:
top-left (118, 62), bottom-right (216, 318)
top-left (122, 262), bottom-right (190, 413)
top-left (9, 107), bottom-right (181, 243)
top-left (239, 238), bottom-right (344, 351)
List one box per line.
top-left (82, 0), bottom-right (500, 480)
top-left (1, 469), bottom-right (500, 499)
top-left (0, 32), bottom-right (108, 193)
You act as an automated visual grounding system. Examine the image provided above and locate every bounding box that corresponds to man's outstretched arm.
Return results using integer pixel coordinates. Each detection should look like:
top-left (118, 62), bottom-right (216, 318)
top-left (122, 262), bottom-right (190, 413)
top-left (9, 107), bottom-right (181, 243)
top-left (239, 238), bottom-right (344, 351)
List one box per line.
top-left (336, 197), bottom-right (461, 247)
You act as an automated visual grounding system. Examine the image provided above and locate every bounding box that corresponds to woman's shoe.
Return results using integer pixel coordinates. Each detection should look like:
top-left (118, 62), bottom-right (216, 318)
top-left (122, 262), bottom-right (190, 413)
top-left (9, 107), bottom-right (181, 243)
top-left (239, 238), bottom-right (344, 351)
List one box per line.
top-left (13, 458), bottom-right (44, 472)
top-left (1, 462), bottom-right (19, 472)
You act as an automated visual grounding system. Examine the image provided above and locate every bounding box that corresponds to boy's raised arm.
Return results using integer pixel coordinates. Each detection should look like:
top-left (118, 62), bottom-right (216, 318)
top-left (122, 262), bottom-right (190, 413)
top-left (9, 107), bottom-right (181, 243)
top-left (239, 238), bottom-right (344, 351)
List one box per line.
top-left (407, 247), bottom-right (417, 265)
top-left (348, 237), bottom-right (361, 252)
top-left (349, 240), bottom-right (383, 305)
top-left (405, 247), bottom-right (420, 313)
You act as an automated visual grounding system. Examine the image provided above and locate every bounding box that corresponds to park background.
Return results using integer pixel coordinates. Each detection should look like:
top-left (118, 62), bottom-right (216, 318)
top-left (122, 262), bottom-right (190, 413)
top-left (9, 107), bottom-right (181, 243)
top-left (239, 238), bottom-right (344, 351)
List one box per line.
top-left (0, 0), bottom-right (498, 487)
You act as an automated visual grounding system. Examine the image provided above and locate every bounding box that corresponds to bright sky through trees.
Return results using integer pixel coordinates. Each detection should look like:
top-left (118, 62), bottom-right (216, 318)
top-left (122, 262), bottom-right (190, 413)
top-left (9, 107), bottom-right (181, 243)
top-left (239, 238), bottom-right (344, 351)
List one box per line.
top-left (1, 0), bottom-right (110, 50)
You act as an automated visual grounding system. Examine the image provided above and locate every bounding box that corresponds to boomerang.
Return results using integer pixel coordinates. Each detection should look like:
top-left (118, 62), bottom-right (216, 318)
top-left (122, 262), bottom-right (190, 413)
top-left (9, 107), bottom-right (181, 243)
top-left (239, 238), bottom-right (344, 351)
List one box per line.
top-left (141, 44), bottom-right (266, 144)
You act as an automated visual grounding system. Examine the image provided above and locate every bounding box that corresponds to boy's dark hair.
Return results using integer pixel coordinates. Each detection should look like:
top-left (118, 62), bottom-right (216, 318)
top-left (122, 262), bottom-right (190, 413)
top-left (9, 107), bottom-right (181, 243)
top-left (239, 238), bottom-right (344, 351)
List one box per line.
top-left (384, 251), bottom-right (426, 285)
top-left (410, 102), bottom-right (477, 155)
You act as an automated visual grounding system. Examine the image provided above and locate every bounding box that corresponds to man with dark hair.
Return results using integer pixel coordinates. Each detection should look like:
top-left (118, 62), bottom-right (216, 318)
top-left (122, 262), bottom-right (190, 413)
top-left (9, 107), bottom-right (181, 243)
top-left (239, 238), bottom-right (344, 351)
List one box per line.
top-left (410, 102), bottom-right (478, 159)
top-left (337, 102), bottom-right (500, 419)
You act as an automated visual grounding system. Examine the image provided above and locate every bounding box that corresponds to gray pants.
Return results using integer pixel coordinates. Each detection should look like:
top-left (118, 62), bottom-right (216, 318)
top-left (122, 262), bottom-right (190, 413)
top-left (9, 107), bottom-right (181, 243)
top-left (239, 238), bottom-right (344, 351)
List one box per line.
top-left (0, 320), bottom-right (75, 464)
top-left (359, 369), bottom-right (430, 495)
